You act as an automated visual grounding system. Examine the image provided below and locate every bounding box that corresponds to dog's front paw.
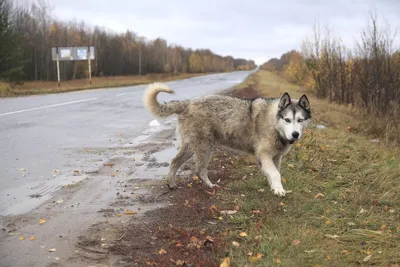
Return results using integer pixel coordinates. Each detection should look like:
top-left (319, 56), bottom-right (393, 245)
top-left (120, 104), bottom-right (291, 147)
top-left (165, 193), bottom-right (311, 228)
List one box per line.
top-left (271, 187), bottom-right (286, 197)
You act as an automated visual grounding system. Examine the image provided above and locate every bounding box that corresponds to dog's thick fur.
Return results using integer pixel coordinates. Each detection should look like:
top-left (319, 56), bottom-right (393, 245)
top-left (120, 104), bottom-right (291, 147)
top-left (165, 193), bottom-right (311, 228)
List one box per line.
top-left (143, 82), bottom-right (311, 196)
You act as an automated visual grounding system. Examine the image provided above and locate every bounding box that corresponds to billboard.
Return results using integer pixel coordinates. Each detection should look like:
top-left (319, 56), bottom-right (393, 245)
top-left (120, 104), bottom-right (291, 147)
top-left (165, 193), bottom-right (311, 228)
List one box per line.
top-left (52, 46), bottom-right (95, 61)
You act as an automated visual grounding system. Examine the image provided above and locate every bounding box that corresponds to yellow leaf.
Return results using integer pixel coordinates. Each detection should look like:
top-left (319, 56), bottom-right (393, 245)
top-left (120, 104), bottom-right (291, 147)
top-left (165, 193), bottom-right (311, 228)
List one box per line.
top-left (282, 177), bottom-right (287, 184)
top-left (48, 248), bottom-right (56, 252)
top-left (176, 260), bottom-right (185, 266)
top-left (116, 213), bottom-right (122, 217)
top-left (279, 202), bottom-right (285, 206)
top-left (193, 175), bottom-right (199, 181)
top-left (39, 218), bottom-right (46, 224)
top-left (315, 193), bottom-right (325, 199)
top-left (124, 210), bottom-right (137, 215)
top-left (379, 225), bottom-right (387, 231)
top-left (292, 239), bottom-right (301, 246)
top-left (218, 216), bottom-right (223, 220)
top-left (327, 255), bottom-right (332, 260)
top-left (29, 235), bottom-right (36, 241)
top-left (274, 258), bottom-right (281, 264)
top-left (249, 253), bottom-right (263, 262)
top-left (187, 183), bottom-right (193, 188)
top-left (325, 220), bottom-right (332, 225)
top-left (158, 248), bottom-right (167, 255)
top-left (363, 254), bottom-right (372, 262)
top-left (19, 235), bottom-right (25, 241)
top-left (232, 241), bottom-right (240, 247)
top-left (220, 257), bottom-right (230, 267)
top-left (239, 232), bottom-right (248, 237)
top-left (341, 250), bottom-right (349, 255)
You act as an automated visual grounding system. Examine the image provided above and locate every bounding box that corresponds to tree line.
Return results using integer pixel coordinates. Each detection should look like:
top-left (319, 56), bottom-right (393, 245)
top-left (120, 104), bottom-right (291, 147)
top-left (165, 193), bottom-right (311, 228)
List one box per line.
top-left (262, 13), bottom-right (400, 117)
top-left (0, 0), bottom-right (256, 85)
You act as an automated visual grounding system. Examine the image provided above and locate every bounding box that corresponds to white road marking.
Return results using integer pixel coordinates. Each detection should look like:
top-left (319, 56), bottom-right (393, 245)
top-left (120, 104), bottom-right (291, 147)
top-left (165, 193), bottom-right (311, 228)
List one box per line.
top-left (0, 98), bottom-right (98, 117)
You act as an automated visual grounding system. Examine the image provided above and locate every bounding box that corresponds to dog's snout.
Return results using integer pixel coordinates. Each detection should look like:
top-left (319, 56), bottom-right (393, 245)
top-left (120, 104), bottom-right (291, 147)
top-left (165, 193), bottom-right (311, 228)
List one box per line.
top-left (292, 131), bottom-right (299, 139)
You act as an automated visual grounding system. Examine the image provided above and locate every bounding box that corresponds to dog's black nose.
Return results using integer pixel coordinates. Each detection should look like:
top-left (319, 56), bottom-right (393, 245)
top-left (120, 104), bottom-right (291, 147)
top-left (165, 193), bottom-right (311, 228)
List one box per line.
top-left (292, 131), bottom-right (299, 139)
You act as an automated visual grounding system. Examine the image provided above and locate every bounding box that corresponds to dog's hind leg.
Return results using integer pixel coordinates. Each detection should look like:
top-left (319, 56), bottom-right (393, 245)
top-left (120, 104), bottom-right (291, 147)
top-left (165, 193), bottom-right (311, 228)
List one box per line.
top-left (194, 143), bottom-right (215, 188)
top-left (167, 143), bottom-right (193, 189)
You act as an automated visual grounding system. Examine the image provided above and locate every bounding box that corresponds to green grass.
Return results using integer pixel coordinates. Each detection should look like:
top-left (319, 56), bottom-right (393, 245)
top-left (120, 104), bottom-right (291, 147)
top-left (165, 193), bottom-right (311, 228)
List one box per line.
top-left (217, 70), bottom-right (400, 266)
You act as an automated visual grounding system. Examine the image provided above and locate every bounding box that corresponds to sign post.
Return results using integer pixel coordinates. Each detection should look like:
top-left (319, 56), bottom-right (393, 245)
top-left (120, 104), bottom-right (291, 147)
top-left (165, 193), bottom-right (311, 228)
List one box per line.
top-left (52, 46), bottom-right (95, 86)
top-left (87, 46), bottom-right (92, 85)
top-left (56, 47), bottom-right (60, 88)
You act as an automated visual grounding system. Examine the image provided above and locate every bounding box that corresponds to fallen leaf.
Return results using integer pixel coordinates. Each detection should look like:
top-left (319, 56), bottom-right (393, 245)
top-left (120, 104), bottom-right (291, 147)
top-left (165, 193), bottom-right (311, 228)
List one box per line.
top-left (124, 210), bottom-right (137, 215)
top-left (111, 174), bottom-right (116, 177)
top-left (220, 210), bottom-right (237, 215)
top-left (187, 183), bottom-right (193, 188)
top-left (258, 188), bottom-right (265, 192)
top-left (103, 163), bottom-right (115, 167)
top-left (158, 248), bottom-right (167, 255)
top-left (193, 175), bottom-right (199, 181)
top-left (176, 260), bottom-right (185, 266)
top-left (247, 252), bottom-right (253, 256)
top-left (288, 164), bottom-right (294, 168)
top-left (315, 193), bottom-right (325, 199)
top-left (279, 202), bottom-right (285, 207)
top-left (249, 253), bottom-right (263, 262)
top-left (359, 208), bottom-right (367, 214)
top-left (73, 170), bottom-right (79, 173)
top-left (325, 220), bottom-right (332, 225)
top-left (341, 250), bottom-right (349, 255)
top-left (242, 175), bottom-right (247, 180)
top-left (39, 218), bottom-right (46, 224)
top-left (232, 241), bottom-right (240, 247)
top-left (220, 257), bottom-right (230, 267)
top-left (116, 213), bottom-right (122, 217)
top-left (324, 234), bottom-right (339, 239)
top-left (48, 248), bottom-right (56, 252)
top-left (282, 177), bottom-right (287, 184)
top-left (19, 235), bottom-right (25, 241)
top-left (251, 210), bottom-right (261, 214)
top-left (363, 254), bottom-right (372, 262)
top-left (379, 225), bottom-right (387, 231)
top-left (273, 258), bottom-right (281, 264)
top-left (176, 242), bottom-right (183, 247)
top-left (29, 235), bottom-right (36, 241)
top-left (327, 255), bottom-right (332, 260)
top-left (304, 250), bottom-right (316, 254)
top-left (389, 209), bottom-right (395, 214)
top-left (347, 222), bottom-right (356, 226)
top-left (218, 216), bottom-right (223, 220)
top-left (239, 232), bottom-right (248, 237)
top-left (292, 239), bottom-right (301, 246)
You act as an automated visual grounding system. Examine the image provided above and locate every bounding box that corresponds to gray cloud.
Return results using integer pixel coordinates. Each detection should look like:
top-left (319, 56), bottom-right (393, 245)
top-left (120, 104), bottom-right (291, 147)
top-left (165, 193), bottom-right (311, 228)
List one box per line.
top-left (20, 0), bottom-right (400, 64)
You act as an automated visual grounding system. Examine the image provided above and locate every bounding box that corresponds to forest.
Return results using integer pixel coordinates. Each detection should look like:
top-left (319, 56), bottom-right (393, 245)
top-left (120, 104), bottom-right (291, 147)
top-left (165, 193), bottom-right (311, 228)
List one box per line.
top-left (0, 0), bottom-right (256, 86)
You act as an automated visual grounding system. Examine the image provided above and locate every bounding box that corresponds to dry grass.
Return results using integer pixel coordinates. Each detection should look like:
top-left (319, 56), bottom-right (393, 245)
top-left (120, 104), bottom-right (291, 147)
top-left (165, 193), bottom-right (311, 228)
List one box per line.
top-left (0, 72), bottom-right (210, 97)
top-left (216, 70), bottom-right (400, 266)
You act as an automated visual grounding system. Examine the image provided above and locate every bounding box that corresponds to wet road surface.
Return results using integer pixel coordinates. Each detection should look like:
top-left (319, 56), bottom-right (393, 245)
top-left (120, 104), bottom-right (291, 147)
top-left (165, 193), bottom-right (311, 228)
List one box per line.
top-left (0, 70), bottom-right (253, 216)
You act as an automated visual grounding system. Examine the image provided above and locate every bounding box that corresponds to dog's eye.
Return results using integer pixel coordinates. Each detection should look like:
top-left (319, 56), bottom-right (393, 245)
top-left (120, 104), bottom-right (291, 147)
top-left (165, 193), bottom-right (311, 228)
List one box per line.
top-left (298, 119), bottom-right (304, 123)
top-left (284, 118), bottom-right (291, 123)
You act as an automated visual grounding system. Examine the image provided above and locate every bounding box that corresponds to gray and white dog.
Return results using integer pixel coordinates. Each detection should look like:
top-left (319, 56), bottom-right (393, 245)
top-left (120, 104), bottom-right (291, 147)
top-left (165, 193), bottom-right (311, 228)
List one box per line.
top-left (143, 82), bottom-right (311, 197)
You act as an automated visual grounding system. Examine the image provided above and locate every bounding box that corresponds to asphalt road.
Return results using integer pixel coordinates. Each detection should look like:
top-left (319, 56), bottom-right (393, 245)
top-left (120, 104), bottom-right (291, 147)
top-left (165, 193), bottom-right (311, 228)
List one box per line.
top-left (0, 70), bottom-right (253, 216)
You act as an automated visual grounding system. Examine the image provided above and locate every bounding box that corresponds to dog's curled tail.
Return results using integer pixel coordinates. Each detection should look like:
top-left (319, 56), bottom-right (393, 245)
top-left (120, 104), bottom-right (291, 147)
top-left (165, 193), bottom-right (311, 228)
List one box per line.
top-left (143, 82), bottom-right (189, 117)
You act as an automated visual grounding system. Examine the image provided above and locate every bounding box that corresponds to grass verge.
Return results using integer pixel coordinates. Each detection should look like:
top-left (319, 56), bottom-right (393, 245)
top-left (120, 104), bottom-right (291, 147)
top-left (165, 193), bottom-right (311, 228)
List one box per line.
top-left (216, 70), bottom-right (400, 266)
top-left (0, 72), bottom-right (211, 97)
top-left (87, 70), bottom-right (399, 266)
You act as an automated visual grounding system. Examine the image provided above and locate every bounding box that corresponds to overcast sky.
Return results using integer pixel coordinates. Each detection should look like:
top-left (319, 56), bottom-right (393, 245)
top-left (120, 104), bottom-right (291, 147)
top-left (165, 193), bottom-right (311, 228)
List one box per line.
top-left (19, 0), bottom-right (400, 64)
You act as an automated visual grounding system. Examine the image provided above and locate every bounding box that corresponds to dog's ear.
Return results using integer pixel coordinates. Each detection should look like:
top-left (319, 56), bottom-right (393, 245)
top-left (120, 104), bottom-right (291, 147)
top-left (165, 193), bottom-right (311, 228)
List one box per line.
top-left (278, 92), bottom-right (291, 110)
top-left (299, 95), bottom-right (310, 112)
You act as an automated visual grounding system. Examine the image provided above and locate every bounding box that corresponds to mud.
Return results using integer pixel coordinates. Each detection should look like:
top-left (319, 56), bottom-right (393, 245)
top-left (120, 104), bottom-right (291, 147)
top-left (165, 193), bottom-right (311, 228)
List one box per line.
top-left (0, 84), bottom-right (257, 267)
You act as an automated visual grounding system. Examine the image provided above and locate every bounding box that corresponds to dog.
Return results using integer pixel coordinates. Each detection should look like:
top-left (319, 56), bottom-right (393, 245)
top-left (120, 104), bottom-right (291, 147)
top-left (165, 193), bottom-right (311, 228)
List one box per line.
top-left (143, 82), bottom-right (311, 197)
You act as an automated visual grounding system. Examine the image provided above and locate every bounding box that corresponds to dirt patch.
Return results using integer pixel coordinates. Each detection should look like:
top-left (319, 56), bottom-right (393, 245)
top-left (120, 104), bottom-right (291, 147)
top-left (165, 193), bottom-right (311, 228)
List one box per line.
top-left (224, 84), bottom-right (262, 100)
top-left (74, 86), bottom-right (262, 266)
